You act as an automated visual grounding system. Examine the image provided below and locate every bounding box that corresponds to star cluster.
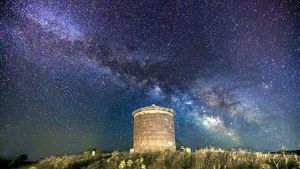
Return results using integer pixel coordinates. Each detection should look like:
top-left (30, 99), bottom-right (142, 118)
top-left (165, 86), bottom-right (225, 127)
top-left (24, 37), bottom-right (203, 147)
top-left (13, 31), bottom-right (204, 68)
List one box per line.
top-left (0, 0), bottom-right (299, 160)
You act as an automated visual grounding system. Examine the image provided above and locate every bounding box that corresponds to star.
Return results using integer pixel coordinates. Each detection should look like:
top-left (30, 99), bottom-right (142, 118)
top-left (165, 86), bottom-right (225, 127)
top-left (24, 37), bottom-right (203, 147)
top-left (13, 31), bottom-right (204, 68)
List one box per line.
top-left (0, 0), bottom-right (299, 160)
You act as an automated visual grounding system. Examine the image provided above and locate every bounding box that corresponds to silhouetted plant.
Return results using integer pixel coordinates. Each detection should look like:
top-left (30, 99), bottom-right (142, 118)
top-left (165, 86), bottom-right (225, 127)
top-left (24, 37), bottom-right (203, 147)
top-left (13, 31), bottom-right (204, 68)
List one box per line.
top-left (8, 153), bottom-right (28, 168)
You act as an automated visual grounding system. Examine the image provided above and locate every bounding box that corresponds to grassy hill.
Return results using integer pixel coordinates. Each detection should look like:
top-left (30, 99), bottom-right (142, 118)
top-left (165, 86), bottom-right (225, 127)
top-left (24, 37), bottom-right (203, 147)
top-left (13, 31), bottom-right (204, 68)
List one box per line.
top-left (17, 148), bottom-right (300, 169)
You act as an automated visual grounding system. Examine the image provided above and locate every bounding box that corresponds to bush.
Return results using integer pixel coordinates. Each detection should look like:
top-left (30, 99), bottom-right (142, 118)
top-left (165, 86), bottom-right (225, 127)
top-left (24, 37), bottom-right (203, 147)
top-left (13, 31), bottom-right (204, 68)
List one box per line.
top-left (24, 148), bottom-right (300, 169)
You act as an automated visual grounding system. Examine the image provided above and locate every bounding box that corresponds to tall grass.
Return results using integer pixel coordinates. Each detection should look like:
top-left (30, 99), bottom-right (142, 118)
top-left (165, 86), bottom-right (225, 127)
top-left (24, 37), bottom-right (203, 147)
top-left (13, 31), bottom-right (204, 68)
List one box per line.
top-left (26, 148), bottom-right (300, 169)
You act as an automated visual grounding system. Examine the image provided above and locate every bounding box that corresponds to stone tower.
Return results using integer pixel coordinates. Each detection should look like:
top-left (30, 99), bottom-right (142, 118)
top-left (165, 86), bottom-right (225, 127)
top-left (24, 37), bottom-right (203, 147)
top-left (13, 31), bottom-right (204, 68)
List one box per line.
top-left (132, 104), bottom-right (176, 152)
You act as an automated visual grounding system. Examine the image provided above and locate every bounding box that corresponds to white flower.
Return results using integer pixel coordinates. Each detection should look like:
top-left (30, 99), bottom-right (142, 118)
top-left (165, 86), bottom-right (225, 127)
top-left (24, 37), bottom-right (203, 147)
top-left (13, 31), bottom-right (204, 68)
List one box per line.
top-left (127, 159), bottom-right (133, 167)
top-left (118, 160), bottom-right (126, 169)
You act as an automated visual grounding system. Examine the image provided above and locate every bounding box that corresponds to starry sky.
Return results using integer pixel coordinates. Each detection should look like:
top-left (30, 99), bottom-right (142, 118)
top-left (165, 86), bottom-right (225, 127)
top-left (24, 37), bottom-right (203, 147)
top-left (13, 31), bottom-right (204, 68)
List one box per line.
top-left (0, 0), bottom-right (299, 160)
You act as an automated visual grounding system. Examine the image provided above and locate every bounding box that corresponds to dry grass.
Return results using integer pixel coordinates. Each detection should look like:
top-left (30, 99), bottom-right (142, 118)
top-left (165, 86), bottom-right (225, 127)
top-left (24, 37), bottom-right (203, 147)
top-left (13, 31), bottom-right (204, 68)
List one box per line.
top-left (23, 148), bottom-right (300, 169)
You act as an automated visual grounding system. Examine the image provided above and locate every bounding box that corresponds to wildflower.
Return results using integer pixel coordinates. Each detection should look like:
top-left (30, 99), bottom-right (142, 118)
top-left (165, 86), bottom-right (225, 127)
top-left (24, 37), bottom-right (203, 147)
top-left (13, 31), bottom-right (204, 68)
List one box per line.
top-left (141, 164), bottom-right (146, 169)
top-left (260, 163), bottom-right (271, 169)
top-left (127, 159), bottom-right (133, 167)
top-left (118, 160), bottom-right (126, 169)
top-left (28, 166), bottom-right (37, 169)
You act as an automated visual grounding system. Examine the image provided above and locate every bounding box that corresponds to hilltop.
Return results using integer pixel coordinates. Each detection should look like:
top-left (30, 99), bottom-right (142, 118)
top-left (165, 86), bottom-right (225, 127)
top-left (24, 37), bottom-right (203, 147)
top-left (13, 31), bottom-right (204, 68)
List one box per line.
top-left (15, 148), bottom-right (300, 169)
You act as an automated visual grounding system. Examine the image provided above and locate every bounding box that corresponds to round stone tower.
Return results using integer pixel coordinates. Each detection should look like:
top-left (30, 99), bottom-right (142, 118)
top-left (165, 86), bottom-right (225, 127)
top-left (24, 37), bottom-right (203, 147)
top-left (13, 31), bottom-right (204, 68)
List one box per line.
top-left (132, 104), bottom-right (176, 152)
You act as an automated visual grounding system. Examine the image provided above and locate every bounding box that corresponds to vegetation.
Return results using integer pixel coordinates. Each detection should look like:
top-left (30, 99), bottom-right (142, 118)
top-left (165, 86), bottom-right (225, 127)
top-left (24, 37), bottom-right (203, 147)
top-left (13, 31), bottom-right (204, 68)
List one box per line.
top-left (8, 154), bottom-right (30, 168)
top-left (21, 147), bottom-right (300, 169)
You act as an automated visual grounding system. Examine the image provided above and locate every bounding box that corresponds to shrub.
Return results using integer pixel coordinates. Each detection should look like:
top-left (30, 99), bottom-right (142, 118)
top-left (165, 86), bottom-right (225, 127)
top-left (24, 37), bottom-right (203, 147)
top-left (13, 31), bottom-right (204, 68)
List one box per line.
top-left (25, 148), bottom-right (300, 169)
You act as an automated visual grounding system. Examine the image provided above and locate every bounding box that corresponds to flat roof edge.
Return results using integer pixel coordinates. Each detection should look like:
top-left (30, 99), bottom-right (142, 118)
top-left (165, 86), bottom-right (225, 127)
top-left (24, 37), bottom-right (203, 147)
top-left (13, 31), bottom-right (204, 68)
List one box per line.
top-left (132, 105), bottom-right (174, 116)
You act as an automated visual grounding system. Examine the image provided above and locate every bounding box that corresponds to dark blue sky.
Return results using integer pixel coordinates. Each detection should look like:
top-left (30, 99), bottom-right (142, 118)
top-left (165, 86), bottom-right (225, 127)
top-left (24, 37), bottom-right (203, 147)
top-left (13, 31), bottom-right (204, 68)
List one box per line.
top-left (0, 0), bottom-right (299, 160)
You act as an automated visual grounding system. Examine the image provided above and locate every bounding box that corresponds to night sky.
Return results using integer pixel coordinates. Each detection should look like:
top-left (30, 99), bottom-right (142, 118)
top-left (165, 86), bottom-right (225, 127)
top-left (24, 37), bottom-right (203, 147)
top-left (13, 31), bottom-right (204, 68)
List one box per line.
top-left (0, 0), bottom-right (299, 160)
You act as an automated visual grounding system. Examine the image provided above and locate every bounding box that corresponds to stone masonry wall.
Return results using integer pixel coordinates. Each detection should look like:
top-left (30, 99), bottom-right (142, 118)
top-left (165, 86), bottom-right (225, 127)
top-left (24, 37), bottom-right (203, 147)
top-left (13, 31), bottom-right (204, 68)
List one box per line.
top-left (133, 109), bottom-right (175, 152)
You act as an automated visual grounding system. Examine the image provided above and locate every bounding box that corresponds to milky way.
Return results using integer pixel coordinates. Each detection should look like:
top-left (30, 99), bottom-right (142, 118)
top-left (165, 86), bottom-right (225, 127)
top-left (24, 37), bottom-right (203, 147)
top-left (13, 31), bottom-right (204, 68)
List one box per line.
top-left (0, 0), bottom-right (299, 160)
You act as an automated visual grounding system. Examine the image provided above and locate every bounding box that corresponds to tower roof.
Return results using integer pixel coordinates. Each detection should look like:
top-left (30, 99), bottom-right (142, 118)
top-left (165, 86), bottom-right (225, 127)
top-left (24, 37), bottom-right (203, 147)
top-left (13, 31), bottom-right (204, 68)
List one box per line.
top-left (132, 104), bottom-right (174, 116)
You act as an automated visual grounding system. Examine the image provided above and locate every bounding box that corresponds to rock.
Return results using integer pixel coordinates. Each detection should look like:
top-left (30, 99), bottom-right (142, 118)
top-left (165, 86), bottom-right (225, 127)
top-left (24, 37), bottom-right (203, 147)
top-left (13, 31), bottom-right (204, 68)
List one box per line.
top-left (185, 148), bottom-right (192, 153)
